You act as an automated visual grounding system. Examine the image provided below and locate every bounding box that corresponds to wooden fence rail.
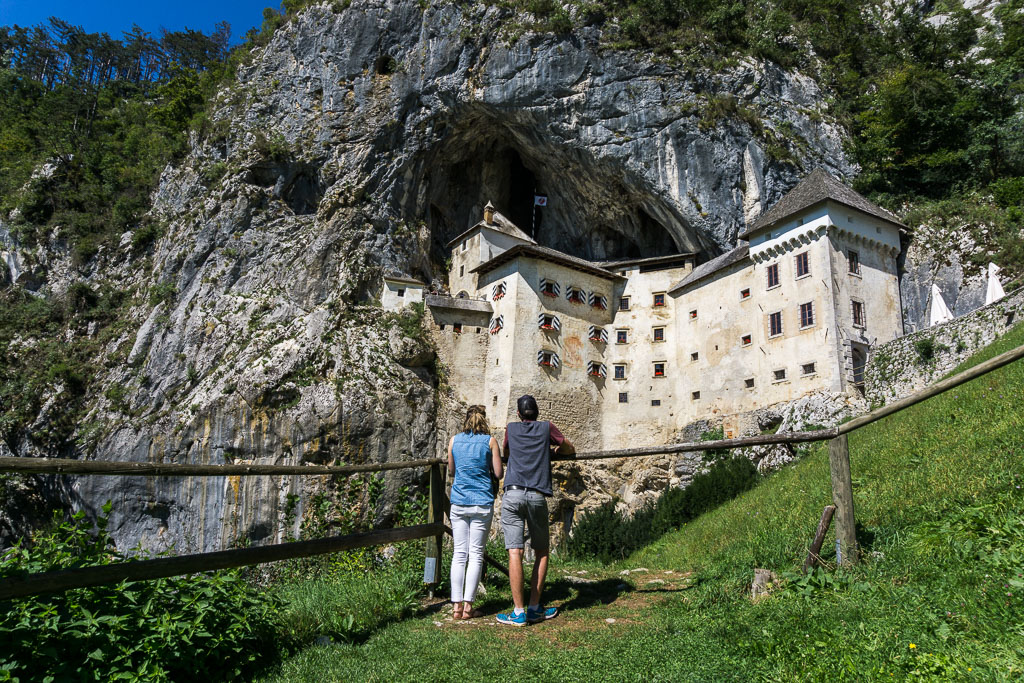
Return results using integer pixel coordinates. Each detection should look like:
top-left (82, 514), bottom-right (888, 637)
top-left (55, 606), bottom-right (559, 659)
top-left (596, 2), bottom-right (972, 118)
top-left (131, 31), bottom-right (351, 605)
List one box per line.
top-left (2, 340), bottom-right (1022, 598)
top-left (0, 523), bottom-right (445, 601)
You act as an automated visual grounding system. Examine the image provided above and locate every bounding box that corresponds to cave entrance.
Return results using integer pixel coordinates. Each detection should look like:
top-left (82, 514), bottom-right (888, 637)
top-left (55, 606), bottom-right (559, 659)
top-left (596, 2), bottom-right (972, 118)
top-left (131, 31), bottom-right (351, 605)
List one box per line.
top-left (501, 149), bottom-right (538, 238)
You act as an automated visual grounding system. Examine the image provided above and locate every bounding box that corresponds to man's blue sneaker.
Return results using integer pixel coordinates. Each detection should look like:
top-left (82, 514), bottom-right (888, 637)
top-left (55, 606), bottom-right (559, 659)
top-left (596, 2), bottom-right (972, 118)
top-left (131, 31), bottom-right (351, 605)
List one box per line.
top-left (496, 610), bottom-right (527, 627)
top-left (526, 605), bottom-right (558, 623)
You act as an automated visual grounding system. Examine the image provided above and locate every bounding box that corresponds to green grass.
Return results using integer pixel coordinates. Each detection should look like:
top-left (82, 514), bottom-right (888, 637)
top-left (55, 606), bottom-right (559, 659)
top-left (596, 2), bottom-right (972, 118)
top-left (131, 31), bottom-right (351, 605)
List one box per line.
top-left (260, 325), bottom-right (1024, 681)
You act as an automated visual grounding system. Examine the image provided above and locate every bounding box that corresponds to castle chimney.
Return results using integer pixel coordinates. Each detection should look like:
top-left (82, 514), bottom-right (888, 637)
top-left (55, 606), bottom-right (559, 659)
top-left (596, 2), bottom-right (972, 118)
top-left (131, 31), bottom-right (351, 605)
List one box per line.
top-left (483, 201), bottom-right (495, 225)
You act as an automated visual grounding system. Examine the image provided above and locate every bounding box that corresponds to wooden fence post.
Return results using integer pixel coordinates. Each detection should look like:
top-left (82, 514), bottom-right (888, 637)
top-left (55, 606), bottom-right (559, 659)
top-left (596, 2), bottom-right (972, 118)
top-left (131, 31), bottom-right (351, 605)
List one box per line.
top-left (828, 434), bottom-right (857, 566)
top-left (423, 463), bottom-right (445, 594)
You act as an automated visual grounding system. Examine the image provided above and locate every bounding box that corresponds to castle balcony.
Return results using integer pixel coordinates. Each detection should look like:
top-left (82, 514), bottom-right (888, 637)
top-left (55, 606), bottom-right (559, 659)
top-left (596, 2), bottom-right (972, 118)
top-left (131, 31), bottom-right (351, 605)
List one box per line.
top-left (425, 293), bottom-right (493, 314)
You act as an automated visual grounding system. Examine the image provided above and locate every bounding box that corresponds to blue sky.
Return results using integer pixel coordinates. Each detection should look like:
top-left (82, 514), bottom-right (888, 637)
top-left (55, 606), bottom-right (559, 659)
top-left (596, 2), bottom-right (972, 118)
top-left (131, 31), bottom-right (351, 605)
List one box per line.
top-left (0, 0), bottom-right (273, 43)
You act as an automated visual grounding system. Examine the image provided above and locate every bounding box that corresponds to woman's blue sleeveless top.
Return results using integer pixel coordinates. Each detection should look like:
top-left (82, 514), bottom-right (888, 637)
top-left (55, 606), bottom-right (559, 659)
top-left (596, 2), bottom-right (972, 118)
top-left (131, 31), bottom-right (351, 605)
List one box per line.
top-left (450, 432), bottom-right (494, 506)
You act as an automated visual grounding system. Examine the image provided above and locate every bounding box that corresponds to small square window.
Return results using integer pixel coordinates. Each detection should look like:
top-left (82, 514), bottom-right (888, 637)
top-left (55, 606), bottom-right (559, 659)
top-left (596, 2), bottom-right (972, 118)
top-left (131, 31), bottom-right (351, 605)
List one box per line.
top-left (653, 362), bottom-right (666, 378)
top-left (800, 301), bottom-right (815, 328)
top-left (767, 263), bottom-right (780, 289)
top-left (744, 378), bottom-right (755, 389)
top-left (476, 327), bottom-right (482, 333)
top-left (801, 362), bottom-right (817, 376)
top-left (689, 309), bottom-right (698, 320)
top-left (741, 334), bottom-right (752, 346)
top-left (453, 323), bottom-right (463, 334)
top-left (397, 288), bottom-right (405, 297)
top-left (690, 351), bottom-right (699, 362)
top-left (773, 368), bottom-right (787, 382)
top-left (740, 288), bottom-right (750, 300)
top-left (653, 293), bottom-right (666, 307)
top-left (614, 364), bottom-right (626, 380)
top-left (651, 399), bottom-right (661, 407)
top-left (439, 324), bottom-right (446, 330)
top-left (691, 391), bottom-right (700, 400)
top-left (769, 311), bottom-right (783, 337)
top-left (493, 395), bottom-right (498, 405)
top-left (619, 297), bottom-right (630, 311)
top-left (848, 250), bottom-right (860, 275)
top-left (852, 300), bottom-right (866, 328)
top-left (618, 392), bottom-right (628, 403)
top-left (616, 329), bottom-right (629, 344)
top-left (795, 251), bottom-right (810, 278)
top-left (653, 327), bottom-right (665, 342)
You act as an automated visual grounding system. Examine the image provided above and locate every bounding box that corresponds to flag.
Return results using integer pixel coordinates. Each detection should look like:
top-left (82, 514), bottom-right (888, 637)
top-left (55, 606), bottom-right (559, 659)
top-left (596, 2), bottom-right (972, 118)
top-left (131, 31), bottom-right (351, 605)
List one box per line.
top-left (534, 194), bottom-right (548, 207)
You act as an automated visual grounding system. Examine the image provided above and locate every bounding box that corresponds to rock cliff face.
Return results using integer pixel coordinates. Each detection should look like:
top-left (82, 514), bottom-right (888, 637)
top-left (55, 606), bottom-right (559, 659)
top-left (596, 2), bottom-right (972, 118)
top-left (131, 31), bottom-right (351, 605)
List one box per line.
top-left (4, 0), bottom-right (860, 552)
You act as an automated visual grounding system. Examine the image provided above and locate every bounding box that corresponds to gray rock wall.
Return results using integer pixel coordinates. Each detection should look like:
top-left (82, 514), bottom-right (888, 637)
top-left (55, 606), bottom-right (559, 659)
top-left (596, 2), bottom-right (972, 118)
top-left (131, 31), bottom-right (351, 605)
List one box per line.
top-left (866, 287), bottom-right (1024, 406)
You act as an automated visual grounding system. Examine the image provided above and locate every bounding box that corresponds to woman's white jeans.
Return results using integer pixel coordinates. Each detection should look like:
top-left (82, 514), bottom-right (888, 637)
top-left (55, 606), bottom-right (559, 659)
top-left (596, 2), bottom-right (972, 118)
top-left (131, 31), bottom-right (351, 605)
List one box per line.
top-left (449, 503), bottom-right (493, 603)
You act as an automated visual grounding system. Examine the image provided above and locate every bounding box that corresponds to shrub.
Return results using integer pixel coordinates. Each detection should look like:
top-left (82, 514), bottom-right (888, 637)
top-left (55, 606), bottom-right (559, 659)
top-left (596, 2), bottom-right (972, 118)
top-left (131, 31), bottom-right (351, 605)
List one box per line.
top-left (914, 337), bottom-right (936, 363)
top-left (0, 504), bottom-right (282, 681)
top-left (568, 456), bottom-right (759, 563)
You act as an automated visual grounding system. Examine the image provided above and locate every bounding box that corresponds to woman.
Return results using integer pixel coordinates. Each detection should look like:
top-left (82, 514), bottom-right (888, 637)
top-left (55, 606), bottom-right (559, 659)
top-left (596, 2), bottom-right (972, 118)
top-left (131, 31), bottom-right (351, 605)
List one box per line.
top-left (447, 405), bottom-right (502, 620)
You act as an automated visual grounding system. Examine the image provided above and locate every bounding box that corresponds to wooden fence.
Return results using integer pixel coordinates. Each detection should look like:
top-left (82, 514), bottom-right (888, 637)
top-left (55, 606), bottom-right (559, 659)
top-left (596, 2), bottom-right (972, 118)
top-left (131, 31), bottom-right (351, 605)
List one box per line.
top-left (2, 341), bottom-right (1023, 602)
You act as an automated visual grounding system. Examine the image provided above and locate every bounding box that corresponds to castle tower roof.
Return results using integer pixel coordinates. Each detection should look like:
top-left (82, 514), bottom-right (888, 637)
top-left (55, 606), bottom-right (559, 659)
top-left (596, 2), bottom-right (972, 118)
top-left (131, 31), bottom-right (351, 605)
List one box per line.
top-left (445, 204), bottom-right (537, 248)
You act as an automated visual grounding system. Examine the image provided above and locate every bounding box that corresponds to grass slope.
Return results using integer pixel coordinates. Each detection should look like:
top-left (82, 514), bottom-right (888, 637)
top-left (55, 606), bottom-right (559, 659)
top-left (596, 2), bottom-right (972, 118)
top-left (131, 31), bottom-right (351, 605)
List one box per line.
top-left (263, 325), bottom-right (1024, 681)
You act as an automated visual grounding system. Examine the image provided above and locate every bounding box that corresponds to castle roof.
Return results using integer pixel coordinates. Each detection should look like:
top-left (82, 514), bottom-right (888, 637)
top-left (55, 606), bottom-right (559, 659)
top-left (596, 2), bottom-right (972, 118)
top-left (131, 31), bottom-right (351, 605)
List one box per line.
top-left (739, 167), bottom-right (904, 238)
top-left (472, 244), bottom-right (626, 282)
top-left (445, 208), bottom-right (536, 248)
top-left (597, 252), bottom-right (696, 273)
top-left (668, 244), bottom-right (750, 295)
top-left (383, 272), bottom-right (426, 286)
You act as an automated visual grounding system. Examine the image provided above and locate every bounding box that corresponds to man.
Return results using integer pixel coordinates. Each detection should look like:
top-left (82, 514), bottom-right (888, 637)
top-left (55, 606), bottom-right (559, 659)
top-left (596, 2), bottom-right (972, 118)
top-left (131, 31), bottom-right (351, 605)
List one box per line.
top-left (496, 395), bottom-right (575, 626)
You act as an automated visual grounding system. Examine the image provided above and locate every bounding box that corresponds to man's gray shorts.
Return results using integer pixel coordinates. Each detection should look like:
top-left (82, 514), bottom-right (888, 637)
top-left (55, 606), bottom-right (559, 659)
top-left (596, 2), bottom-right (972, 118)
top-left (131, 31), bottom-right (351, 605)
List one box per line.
top-left (500, 488), bottom-right (549, 554)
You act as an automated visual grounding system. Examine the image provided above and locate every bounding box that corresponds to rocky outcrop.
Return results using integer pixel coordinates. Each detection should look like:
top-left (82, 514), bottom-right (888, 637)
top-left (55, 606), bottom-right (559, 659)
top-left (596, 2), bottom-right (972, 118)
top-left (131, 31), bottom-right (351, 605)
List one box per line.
top-left (4, 0), bottom-right (860, 553)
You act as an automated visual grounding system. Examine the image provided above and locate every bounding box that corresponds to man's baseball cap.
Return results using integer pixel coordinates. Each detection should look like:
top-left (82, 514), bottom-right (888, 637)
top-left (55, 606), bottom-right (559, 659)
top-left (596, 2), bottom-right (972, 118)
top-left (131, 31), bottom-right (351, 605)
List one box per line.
top-left (517, 395), bottom-right (539, 416)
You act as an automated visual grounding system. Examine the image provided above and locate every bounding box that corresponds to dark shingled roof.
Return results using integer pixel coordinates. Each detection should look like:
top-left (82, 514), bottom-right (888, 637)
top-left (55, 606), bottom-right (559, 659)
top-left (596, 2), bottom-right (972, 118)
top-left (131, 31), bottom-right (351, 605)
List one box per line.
top-left (668, 244), bottom-right (750, 295)
top-left (445, 208), bottom-right (536, 248)
top-left (471, 244), bottom-right (626, 282)
top-left (739, 168), bottom-right (904, 238)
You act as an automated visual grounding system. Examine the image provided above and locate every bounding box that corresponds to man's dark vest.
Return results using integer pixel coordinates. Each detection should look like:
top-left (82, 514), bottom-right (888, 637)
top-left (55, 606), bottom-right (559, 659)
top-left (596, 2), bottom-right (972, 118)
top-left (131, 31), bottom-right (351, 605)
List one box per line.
top-left (504, 420), bottom-right (553, 496)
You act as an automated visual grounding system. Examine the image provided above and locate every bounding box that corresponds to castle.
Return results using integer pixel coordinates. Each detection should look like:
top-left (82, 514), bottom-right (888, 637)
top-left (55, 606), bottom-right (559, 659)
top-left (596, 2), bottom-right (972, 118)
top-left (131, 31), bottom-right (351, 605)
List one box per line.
top-left (384, 169), bottom-right (905, 450)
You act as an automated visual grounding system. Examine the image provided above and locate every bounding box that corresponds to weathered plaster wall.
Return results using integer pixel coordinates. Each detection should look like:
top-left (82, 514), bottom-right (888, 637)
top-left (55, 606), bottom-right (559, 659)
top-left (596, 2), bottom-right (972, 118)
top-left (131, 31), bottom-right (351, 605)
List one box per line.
top-left (380, 280), bottom-right (423, 311)
top-left (865, 287), bottom-right (1024, 406)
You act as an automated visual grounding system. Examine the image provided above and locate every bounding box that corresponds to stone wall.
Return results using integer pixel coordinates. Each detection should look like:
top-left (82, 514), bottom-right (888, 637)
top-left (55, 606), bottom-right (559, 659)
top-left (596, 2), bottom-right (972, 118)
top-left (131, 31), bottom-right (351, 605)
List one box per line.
top-left (865, 287), bottom-right (1024, 406)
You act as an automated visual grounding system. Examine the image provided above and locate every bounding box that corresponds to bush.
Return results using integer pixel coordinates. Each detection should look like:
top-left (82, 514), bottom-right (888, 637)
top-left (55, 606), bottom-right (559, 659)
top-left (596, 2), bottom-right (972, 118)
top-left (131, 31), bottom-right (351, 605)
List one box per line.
top-left (914, 337), bottom-right (936, 363)
top-left (568, 456), bottom-right (759, 563)
top-left (0, 504), bottom-right (282, 681)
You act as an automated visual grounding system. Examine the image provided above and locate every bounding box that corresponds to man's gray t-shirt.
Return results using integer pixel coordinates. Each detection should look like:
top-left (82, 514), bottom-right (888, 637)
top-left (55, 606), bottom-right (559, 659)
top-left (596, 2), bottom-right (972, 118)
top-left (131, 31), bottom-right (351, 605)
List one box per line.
top-left (503, 420), bottom-right (566, 496)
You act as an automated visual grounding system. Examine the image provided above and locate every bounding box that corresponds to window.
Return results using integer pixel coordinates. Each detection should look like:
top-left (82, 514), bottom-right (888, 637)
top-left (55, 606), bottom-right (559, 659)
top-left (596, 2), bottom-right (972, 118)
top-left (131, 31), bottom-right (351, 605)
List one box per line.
top-left (795, 251), bottom-right (810, 278)
top-left (767, 263), bottom-right (780, 289)
top-left (740, 288), bottom-right (750, 300)
top-left (616, 329), bottom-right (629, 344)
top-left (587, 361), bottom-right (607, 378)
top-left (588, 325), bottom-right (609, 343)
top-left (537, 350), bottom-right (560, 367)
top-left (691, 391), bottom-right (701, 400)
top-left (461, 240), bottom-right (467, 252)
top-left (491, 282), bottom-right (507, 300)
top-left (769, 311), bottom-right (783, 337)
top-left (801, 362), bottom-right (817, 376)
top-left (653, 327), bottom-right (665, 342)
top-left (744, 378), bottom-right (755, 389)
top-left (540, 278), bottom-right (559, 298)
top-left (439, 323), bottom-right (446, 330)
top-left (653, 293), bottom-right (666, 307)
top-left (690, 351), bottom-right (699, 362)
top-left (459, 265), bottom-right (464, 277)
top-left (852, 300), bottom-right (866, 328)
top-left (848, 250), bottom-right (860, 275)
top-left (453, 323), bottom-right (462, 334)
top-left (773, 368), bottom-right (787, 382)
top-left (589, 292), bottom-right (608, 310)
top-left (741, 334), bottom-right (752, 346)
top-left (619, 296), bottom-right (630, 311)
top-left (653, 362), bottom-right (666, 378)
top-left (618, 392), bottom-right (628, 403)
top-left (614, 364), bottom-right (626, 380)
top-left (538, 313), bottom-right (561, 331)
top-left (489, 315), bottom-right (504, 334)
top-left (800, 301), bottom-right (815, 328)
top-left (651, 399), bottom-right (661, 407)
top-left (567, 286), bottom-right (586, 304)
top-left (397, 288), bottom-right (405, 297)
top-left (493, 395), bottom-right (497, 405)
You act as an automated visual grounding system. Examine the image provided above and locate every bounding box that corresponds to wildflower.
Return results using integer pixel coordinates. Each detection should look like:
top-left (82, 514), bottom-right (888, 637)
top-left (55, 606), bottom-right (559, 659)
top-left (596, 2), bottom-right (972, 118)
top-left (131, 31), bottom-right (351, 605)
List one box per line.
top-left (909, 643), bottom-right (917, 649)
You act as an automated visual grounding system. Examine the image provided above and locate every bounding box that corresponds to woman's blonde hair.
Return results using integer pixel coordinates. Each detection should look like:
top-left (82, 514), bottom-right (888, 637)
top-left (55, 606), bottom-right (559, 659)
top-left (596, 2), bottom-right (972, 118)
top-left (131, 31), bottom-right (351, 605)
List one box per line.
top-left (463, 405), bottom-right (489, 435)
